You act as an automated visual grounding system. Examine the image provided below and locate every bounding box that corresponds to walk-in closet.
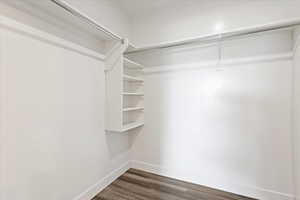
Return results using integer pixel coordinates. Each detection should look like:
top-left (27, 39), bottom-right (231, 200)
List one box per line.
top-left (0, 1), bottom-right (300, 200)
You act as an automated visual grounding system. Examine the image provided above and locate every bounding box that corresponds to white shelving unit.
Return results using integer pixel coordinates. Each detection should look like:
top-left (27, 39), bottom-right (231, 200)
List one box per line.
top-left (105, 42), bottom-right (144, 132)
top-left (123, 75), bottom-right (144, 82)
top-left (123, 107), bottom-right (144, 112)
top-left (124, 58), bottom-right (144, 69)
top-left (122, 121), bottom-right (145, 132)
top-left (123, 92), bottom-right (144, 96)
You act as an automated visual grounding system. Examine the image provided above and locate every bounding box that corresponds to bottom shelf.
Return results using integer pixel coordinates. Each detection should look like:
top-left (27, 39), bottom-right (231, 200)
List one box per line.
top-left (122, 121), bottom-right (144, 132)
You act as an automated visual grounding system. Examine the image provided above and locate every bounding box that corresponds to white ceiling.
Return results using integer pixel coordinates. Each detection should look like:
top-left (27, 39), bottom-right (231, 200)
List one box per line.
top-left (113, 0), bottom-right (299, 19)
top-left (116, 0), bottom-right (181, 13)
top-left (114, 0), bottom-right (206, 17)
top-left (113, 0), bottom-right (271, 18)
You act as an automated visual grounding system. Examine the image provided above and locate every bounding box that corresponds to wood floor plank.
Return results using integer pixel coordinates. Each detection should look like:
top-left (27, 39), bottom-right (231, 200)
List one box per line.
top-left (93, 169), bottom-right (258, 200)
top-left (127, 169), bottom-right (256, 200)
top-left (120, 173), bottom-right (230, 200)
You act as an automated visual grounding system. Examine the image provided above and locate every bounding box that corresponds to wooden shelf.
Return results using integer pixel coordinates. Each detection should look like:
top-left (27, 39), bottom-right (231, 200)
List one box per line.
top-left (123, 92), bottom-right (144, 96)
top-left (123, 75), bottom-right (144, 82)
top-left (123, 107), bottom-right (144, 112)
top-left (124, 58), bottom-right (143, 69)
top-left (122, 121), bottom-right (144, 131)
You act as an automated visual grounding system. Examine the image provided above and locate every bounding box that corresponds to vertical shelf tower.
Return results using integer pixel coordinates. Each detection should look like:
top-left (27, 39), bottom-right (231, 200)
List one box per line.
top-left (105, 40), bottom-right (144, 132)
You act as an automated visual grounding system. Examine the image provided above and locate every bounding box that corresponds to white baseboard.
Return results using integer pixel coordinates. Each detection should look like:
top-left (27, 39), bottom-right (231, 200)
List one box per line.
top-left (71, 160), bottom-right (295, 200)
top-left (130, 160), bottom-right (295, 200)
top-left (72, 162), bottom-right (130, 200)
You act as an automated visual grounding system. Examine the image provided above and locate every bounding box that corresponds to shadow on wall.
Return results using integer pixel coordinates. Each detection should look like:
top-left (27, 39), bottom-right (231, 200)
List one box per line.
top-left (105, 128), bottom-right (142, 159)
top-left (105, 133), bottom-right (129, 159)
top-left (131, 62), bottom-right (294, 199)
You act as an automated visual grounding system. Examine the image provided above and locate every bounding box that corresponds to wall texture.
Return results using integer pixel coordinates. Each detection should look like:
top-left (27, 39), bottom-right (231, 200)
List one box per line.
top-left (0, 17), bottom-right (131, 200)
top-left (293, 27), bottom-right (300, 200)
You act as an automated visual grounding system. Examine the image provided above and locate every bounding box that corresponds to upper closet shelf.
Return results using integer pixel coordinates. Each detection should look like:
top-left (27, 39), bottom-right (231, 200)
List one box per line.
top-left (122, 121), bottom-right (144, 132)
top-left (123, 107), bottom-right (144, 112)
top-left (123, 75), bottom-right (144, 82)
top-left (3, 0), bottom-right (133, 55)
top-left (124, 58), bottom-right (144, 69)
top-left (123, 92), bottom-right (144, 96)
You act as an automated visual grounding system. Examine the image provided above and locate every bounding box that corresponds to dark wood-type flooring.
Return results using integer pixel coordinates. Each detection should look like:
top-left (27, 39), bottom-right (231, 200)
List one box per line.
top-left (92, 168), bottom-right (257, 200)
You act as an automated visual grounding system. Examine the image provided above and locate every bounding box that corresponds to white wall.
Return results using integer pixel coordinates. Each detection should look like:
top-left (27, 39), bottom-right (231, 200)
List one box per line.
top-left (0, 17), bottom-right (131, 200)
top-left (293, 27), bottom-right (300, 200)
top-left (131, 33), bottom-right (295, 200)
top-left (131, 0), bottom-right (300, 47)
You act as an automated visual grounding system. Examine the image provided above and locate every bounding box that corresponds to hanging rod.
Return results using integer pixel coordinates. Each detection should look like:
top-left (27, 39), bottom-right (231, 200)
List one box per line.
top-left (50, 0), bottom-right (123, 41)
top-left (125, 18), bottom-right (300, 55)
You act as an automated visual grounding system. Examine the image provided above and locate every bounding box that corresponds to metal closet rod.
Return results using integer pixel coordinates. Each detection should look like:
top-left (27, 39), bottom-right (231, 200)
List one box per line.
top-left (50, 0), bottom-right (123, 41)
top-left (125, 19), bottom-right (300, 54)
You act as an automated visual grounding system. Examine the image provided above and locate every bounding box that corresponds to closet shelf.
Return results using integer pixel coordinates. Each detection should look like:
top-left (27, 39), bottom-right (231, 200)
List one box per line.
top-left (123, 75), bottom-right (144, 82)
top-left (123, 107), bottom-right (144, 112)
top-left (123, 92), bottom-right (144, 96)
top-left (124, 58), bottom-right (143, 69)
top-left (122, 121), bottom-right (144, 131)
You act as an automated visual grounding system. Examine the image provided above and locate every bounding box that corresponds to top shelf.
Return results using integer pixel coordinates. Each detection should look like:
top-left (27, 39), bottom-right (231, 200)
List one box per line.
top-left (3, 1), bottom-right (114, 55)
top-left (123, 75), bottom-right (144, 82)
top-left (124, 58), bottom-right (143, 69)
